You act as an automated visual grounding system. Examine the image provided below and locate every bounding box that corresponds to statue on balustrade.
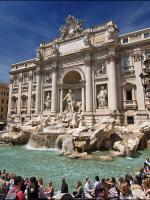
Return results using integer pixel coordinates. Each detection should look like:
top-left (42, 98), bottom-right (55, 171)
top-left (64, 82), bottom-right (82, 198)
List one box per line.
top-left (97, 86), bottom-right (108, 108)
top-left (63, 90), bottom-right (76, 113)
top-left (44, 93), bottom-right (51, 110)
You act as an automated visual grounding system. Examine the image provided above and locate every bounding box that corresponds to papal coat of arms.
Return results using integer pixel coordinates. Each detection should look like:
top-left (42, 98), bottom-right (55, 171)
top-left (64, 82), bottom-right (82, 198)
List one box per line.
top-left (59, 15), bottom-right (85, 40)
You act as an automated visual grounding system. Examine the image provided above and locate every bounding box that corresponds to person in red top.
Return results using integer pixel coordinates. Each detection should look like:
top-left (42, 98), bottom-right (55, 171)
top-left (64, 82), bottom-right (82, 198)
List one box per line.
top-left (7, 176), bottom-right (24, 200)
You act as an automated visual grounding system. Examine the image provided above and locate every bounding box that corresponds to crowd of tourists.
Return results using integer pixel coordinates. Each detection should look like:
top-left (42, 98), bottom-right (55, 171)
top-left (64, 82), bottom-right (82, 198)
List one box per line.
top-left (0, 158), bottom-right (150, 199)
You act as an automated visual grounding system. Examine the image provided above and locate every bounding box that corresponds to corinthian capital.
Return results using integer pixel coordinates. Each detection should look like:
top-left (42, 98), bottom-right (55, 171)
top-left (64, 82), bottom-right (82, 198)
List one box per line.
top-left (51, 61), bottom-right (57, 73)
top-left (106, 53), bottom-right (116, 64)
top-left (85, 58), bottom-right (92, 67)
top-left (133, 52), bottom-right (143, 62)
top-left (36, 69), bottom-right (42, 76)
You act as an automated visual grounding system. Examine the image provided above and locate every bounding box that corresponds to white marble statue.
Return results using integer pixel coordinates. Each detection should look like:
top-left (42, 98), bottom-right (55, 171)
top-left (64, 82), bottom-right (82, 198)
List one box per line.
top-left (97, 63), bottom-right (106, 74)
top-left (97, 86), bottom-right (107, 108)
top-left (44, 93), bottom-right (51, 110)
top-left (63, 90), bottom-right (76, 113)
top-left (35, 48), bottom-right (42, 60)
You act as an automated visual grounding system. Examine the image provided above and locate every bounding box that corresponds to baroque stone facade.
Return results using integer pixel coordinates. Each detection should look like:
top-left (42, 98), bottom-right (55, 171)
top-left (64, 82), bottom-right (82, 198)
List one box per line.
top-left (8, 16), bottom-right (150, 125)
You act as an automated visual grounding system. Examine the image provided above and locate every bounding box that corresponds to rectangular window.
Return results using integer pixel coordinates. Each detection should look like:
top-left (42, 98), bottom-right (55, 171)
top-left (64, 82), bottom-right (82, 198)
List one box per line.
top-left (0, 115), bottom-right (3, 119)
top-left (14, 78), bottom-right (18, 86)
top-left (16, 66), bottom-right (18, 69)
top-left (124, 56), bottom-right (130, 68)
top-left (146, 52), bottom-right (150, 59)
top-left (33, 74), bottom-right (37, 83)
top-left (144, 33), bottom-right (150, 38)
top-left (12, 99), bottom-right (17, 108)
top-left (127, 116), bottom-right (134, 124)
top-left (123, 38), bottom-right (128, 43)
top-left (1, 107), bottom-right (3, 112)
top-left (7, 100), bottom-right (8, 104)
top-left (1, 91), bottom-right (5, 95)
top-left (25, 63), bottom-right (27, 67)
top-left (1, 99), bottom-right (4, 103)
top-left (22, 99), bottom-right (27, 107)
top-left (24, 75), bottom-right (28, 84)
top-left (126, 90), bottom-right (132, 100)
top-left (7, 92), bottom-right (9, 96)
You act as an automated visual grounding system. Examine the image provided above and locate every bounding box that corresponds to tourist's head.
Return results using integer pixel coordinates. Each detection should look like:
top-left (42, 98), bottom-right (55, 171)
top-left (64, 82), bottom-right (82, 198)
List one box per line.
top-left (120, 182), bottom-right (132, 196)
top-left (14, 176), bottom-right (22, 187)
top-left (29, 177), bottom-right (38, 187)
top-left (111, 177), bottom-right (116, 183)
top-left (101, 178), bottom-right (106, 183)
top-left (38, 177), bottom-right (43, 185)
top-left (49, 182), bottom-right (53, 186)
top-left (146, 158), bottom-right (149, 161)
top-left (76, 180), bottom-right (82, 189)
top-left (10, 173), bottom-right (16, 180)
top-left (2, 169), bottom-right (5, 174)
top-left (1, 174), bottom-right (6, 180)
top-left (112, 183), bottom-right (117, 188)
top-left (140, 167), bottom-right (144, 173)
top-left (62, 178), bottom-right (65, 183)
top-left (95, 176), bottom-right (99, 181)
top-left (119, 177), bottom-right (124, 183)
top-left (86, 178), bottom-right (90, 183)
top-left (99, 188), bottom-right (105, 197)
top-left (5, 172), bottom-right (9, 177)
top-left (142, 179), bottom-right (150, 189)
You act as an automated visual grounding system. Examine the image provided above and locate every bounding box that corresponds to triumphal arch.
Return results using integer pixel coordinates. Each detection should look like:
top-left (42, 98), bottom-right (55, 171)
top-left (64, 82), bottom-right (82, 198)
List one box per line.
top-left (8, 15), bottom-right (150, 125)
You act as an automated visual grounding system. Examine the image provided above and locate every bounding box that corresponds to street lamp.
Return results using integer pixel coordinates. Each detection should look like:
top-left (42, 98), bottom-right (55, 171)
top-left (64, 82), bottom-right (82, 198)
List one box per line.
top-left (140, 55), bottom-right (150, 97)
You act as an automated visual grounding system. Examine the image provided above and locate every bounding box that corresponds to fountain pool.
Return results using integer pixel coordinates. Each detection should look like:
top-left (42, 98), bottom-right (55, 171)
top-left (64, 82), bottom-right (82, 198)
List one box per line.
top-left (0, 145), bottom-right (149, 194)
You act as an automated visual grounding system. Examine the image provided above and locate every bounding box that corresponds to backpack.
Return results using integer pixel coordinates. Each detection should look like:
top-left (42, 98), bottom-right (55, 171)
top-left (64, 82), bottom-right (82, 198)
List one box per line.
top-left (5, 189), bottom-right (20, 200)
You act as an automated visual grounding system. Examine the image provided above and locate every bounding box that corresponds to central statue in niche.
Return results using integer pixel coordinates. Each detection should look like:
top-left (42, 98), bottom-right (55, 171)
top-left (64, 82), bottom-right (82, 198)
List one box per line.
top-left (63, 90), bottom-right (76, 113)
top-left (97, 86), bottom-right (108, 108)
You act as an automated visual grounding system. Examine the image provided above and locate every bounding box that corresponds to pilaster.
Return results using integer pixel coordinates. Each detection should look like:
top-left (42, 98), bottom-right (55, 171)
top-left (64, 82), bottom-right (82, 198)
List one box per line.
top-left (17, 73), bottom-right (22, 115)
top-left (85, 54), bottom-right (93, 111)
top-left (51, 61), bottom-right (58, 113)
top-left (27, 72), bottom-right (33, 115)
top-left (35, 66), bottom-right (42, 114)
top-left (106, 52), bottom-right (118, 110)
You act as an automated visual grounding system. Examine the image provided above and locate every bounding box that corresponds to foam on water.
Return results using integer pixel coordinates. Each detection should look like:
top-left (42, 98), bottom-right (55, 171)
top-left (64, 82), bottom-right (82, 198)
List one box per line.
top-left (25, 143), bottom-right (58, 151)
top-left (126, 156), bottom-right (133, 160)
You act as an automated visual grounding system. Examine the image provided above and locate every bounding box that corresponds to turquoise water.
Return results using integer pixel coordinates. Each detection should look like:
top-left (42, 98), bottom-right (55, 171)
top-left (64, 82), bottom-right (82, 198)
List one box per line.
top-left (0, 145), bottom-right (150, 194)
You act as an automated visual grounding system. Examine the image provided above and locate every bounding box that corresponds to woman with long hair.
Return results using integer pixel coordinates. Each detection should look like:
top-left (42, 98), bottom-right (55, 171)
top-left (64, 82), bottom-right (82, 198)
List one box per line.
top-left (73, 180), bottom-right (84, 198)
top-left (120, 182), bottom-right (132, 199)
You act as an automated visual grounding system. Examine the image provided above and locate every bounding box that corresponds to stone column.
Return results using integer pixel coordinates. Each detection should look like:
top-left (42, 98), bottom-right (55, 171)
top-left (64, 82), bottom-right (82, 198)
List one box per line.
top-left (107, 53), bottom-right (118, 110)
top-left (35, 66), bottom-right (42, 114)
top-left (60, 88), bottom-right (63, 112)
top-left (85, 56), bottom-right (93, 111)
top-left (51, 61), bottom-right (57, 113)
top-left (27, 72), bottom-right (32, 114)
top-left (8, 76), bottom-right (13, 115)
top-left (82, 85), bottom-right (85, 112)
top-left (17, 73), bottom-right (22, 114)
top-left (133, 52), bottom-right (145, 110)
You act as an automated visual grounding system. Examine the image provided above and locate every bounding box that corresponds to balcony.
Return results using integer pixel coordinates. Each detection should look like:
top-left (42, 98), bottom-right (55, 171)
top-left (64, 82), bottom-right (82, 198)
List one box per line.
top-left (13, 86), bottom-right (18, 93)
top-left (20, 107), bottom-right (27, 114)
top-left (22, 83), bottom-right (28, 91)
top-left (123, 100), bottom-right (137, 110)
top-left (11, 107), bottom-right (17, 114)
top-left (122, 65), bottom-right (135, 76)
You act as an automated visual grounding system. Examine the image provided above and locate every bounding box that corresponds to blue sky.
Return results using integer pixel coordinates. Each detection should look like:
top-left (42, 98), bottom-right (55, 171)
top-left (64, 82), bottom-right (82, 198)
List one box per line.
top-left (0, 1), bottom-right (150, 84)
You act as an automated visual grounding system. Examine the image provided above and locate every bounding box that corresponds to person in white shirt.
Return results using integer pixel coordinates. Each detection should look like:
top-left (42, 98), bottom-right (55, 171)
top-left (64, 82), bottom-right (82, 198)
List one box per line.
top-left (109, 183), bottom-right (118, 200)
top-left (84, 178), bottom-right (93, 198)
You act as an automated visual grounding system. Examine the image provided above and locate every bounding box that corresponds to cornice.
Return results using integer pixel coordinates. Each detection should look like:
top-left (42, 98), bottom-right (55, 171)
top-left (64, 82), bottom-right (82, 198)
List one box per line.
top-left (10, 66), bottom-right (36, 75)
